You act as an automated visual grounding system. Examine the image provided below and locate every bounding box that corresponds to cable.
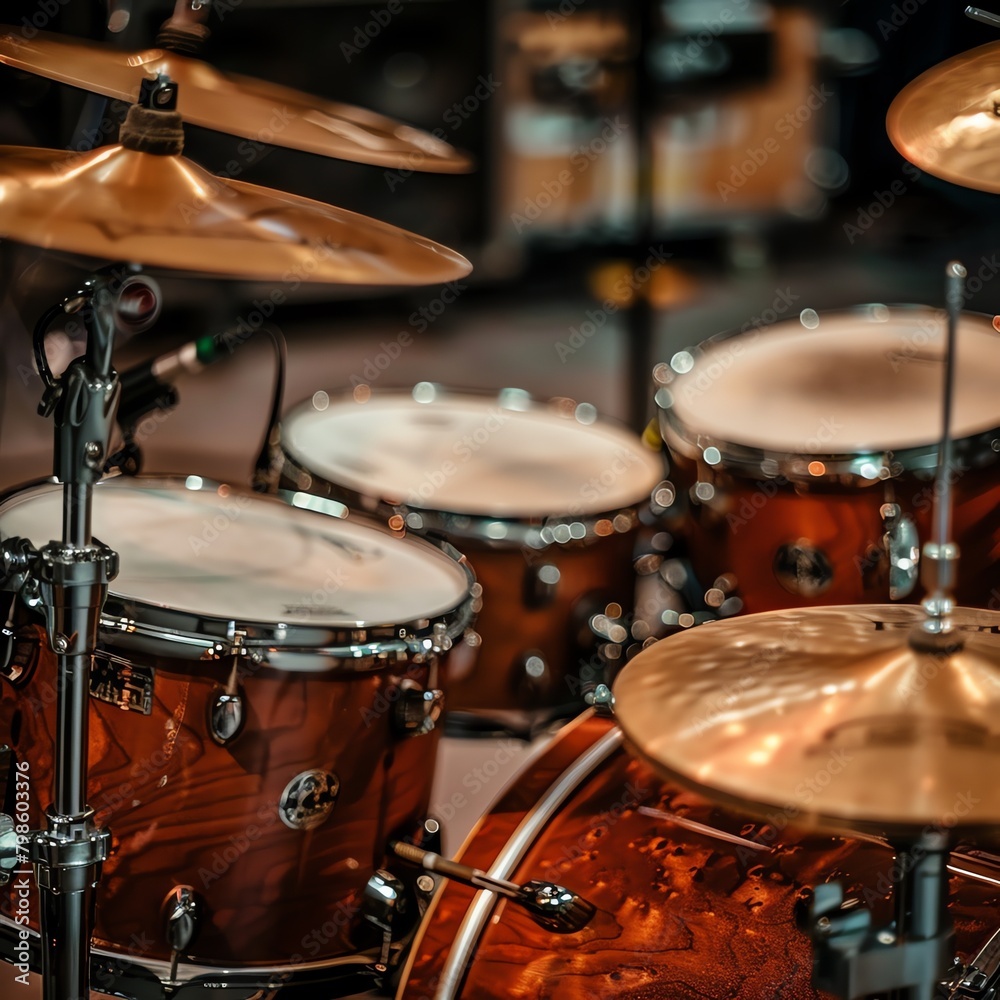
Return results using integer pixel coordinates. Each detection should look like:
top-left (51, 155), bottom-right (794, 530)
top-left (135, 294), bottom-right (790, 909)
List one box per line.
top-left (251, 325), bottom-right (287, 493)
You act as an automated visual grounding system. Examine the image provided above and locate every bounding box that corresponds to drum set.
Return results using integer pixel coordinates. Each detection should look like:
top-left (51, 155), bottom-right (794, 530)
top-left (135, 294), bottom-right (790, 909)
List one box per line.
top-left (0, 4), bottom-right (1000, 1000)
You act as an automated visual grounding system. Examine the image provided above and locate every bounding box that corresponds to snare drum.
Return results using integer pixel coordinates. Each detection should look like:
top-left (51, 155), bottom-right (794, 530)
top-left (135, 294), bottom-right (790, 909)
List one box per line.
top-left (273, 386), bottom-right (664, 713)
top-left (399, 712), bottom-right (1000, 999)
top-left (0, 477), bottom-right (474, 983)
top-left (654, 306), bottom-right (1000, 614)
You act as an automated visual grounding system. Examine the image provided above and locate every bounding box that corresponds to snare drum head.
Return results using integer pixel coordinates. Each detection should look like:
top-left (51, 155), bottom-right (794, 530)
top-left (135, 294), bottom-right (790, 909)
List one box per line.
top-left (0, 478), bottom-right (471, 628)
top-left (664, 307), bottom-right (1000, 455)
top-left (282, 389), bottom-right (663, 518)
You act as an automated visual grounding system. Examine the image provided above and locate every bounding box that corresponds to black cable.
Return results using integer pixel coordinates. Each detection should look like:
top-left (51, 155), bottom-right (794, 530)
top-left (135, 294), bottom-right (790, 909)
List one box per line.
top-left (251, 325), bottom-right (287, 493)
top-left (31, 303), bottom-right (66, 393)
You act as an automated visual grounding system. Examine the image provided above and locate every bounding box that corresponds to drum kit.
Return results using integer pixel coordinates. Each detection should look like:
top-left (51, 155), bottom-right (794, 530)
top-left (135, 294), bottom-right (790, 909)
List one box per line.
top-left (0, 4), bottom-right (1000, 1000)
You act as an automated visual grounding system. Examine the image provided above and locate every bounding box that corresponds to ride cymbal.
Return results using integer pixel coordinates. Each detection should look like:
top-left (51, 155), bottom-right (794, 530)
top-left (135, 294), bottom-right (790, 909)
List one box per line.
top-left (613, 604), bottom-right (1000, 837)
top-left (887, 41), bottom-right (1000, 194)
top-left (0, 28), bottom-right (472, 173)
top-left (0, 143), bottom-right (472, 284)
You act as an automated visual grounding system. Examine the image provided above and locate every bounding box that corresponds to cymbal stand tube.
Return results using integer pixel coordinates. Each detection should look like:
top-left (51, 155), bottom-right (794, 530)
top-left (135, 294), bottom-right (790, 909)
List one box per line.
top-left (935, 263), bottom-right (964, 558)
top-left (916, 262), bottom-right (965, 643)
top-left (27, 272), bottom-right (120, 1000)
top-left (965, 7), bottom-right (1000, 29)
top-left (157, 0), bottom-right (212, 53)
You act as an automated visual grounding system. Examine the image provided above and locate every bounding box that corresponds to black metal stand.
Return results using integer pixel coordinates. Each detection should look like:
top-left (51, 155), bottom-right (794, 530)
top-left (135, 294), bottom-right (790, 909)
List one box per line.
top-left (804, 830), bottom-right (954, 1000)
top-left (2, 272), bottom-right (121, 1000)
top-left (625, 0), bottom-right (657, 435)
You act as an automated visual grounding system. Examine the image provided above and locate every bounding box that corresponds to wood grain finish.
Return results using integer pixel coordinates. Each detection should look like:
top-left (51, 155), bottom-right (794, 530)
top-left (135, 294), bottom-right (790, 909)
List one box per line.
top-left (665, 449), bottom-right (1000, 613)
top-left (447, 533), bottom-right (637, 712)
top-left (0, 632), bottom-right (444, 967)
top-left (401, 714), bottom-right (1000, 999)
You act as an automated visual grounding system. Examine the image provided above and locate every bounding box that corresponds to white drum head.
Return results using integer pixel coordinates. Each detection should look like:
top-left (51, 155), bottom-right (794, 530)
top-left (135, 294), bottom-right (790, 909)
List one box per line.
top-left (0, 479), bottom-right (471, 628)
top-left (282, 390), bottom-right (663, 518)
top-left (665, 307), bottom-right (1000, 455)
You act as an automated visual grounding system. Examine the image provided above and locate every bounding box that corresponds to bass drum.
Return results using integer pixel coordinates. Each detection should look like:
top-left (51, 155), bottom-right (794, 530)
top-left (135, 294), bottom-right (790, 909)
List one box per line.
top-left (0, 477), bottom-right (475, 994)
top-left (399, 712), bottom-right (1000, 999)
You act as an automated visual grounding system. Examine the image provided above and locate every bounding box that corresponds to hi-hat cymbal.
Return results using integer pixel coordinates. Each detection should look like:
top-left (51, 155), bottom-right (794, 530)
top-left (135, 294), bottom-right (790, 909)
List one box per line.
top-left (0, 29), bottom-right (472, 173)
top-left (0, 144), bottom-right (472, 284)
top-left (887, 41), bottom-right (1000, 194)
top-left (613, 605), bottom-right (1000, 837)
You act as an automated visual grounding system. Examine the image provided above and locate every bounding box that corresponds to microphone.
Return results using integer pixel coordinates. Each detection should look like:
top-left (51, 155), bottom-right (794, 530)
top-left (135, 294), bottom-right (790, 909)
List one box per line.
top-left (117, 329), bottom-right (252, 428)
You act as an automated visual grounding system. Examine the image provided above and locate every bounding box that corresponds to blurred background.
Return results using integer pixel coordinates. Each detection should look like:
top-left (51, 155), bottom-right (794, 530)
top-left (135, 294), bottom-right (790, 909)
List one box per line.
top-left (1, 0), bottom-right (999, 490)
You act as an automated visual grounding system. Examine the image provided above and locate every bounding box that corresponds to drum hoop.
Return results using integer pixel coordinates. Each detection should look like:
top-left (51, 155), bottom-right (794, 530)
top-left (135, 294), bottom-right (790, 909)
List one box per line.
top-left (275, 447), bottom-right (645, 548)
top-left (434, 719), bottom-right (623, 1000)
top-left (1, 476), bottom-right (477, 670)
top-left (275, 386), bottom-right (662, 545)
top-left (655, 304), bottom-right (1000, 485)
top-left (658, 413), bottom-right (999, 485)
top-left (0, 913), bottom-right (380, 989)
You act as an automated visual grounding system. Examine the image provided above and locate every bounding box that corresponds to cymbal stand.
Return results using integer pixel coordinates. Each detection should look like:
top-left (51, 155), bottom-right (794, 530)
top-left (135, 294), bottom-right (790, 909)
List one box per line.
top-left (965, 7), bottom-right (1000, 30)
top-left (913, 261), bottom-right (966, 647)
top-left (802, 830), bottom-right (957, 1000)
top-left (800, 263), bottom-right (970, 999)
top-left (158, 0), bottom-right (213, 53)
top-left (0, 270), bottom-right (123, 1000)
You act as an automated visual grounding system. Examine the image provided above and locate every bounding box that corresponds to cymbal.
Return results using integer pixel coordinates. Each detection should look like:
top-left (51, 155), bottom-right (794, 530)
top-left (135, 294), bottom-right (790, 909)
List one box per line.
top-left (887, 41), bottom-right (1000, 194)
top-left (613, 605), bottom-right (1000, 837)
top-left (0, 144), bottom-right (472, 284)
top-left (0, 28), bottom-right (472, 173)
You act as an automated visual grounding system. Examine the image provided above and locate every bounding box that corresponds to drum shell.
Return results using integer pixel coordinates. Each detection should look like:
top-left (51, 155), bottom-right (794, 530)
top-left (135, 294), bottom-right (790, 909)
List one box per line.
top-left (663, 444), bottom-right (1000, 613)
top-left (652, 306), bottom-right (1000, 615)
top-left (400, 713), bottom-right (1000, 999)
top-left (272, 387), bottom-right (663, 713)
top-left (445, 530), bottom-right (638, 711)
top-left (0, 627), bottom-right (444, 967)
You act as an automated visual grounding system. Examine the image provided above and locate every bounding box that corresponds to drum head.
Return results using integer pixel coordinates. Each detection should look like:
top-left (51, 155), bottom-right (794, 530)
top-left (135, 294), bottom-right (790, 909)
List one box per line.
top-left (663, 306), bottom-right (1000, 456)
top-left (0, 478), bottom-right (471, 629)
top-left (282, 388), bottom-right (663, 519)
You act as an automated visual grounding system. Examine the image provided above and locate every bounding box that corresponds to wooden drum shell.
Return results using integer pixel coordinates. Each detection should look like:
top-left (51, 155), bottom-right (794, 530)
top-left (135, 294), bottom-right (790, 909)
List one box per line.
top-left (664, 448), bottom-right (1000, 614)
top-left (0, 631), bottom-right (443, 968)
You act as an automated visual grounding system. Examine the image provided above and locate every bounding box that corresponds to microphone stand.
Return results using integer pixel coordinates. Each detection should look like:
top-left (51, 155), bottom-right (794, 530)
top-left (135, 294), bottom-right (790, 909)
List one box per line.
top-left (2, 270), bottom-right (123, 1000)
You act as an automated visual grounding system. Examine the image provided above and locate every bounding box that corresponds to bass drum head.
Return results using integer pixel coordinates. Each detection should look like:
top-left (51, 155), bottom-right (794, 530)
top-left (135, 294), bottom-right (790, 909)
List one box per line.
top-left (399, 713), bottom-right (1000, 999)
top-left (0, 476), bottom-right (472, 636)
top-left (280, 385), bottom-right (664, 520)
top-left (660, 306), bottom-right (1000, 459)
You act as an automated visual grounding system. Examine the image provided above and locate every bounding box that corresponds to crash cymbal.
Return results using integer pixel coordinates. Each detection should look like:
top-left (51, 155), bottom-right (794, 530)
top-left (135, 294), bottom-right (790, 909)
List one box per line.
top-left (0, 28), bottom-right (472, 173)
top-left (0, 143), bottom-right (472, 284)
top-left (613, 604), bottom-right (1000, 836)
top-left (887, 41), bottom-right (1000, 194)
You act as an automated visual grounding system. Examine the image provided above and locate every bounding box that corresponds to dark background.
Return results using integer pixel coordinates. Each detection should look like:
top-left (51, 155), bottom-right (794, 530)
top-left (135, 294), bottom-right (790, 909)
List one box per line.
top-left (1, 0), bottom-right (998, 487)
